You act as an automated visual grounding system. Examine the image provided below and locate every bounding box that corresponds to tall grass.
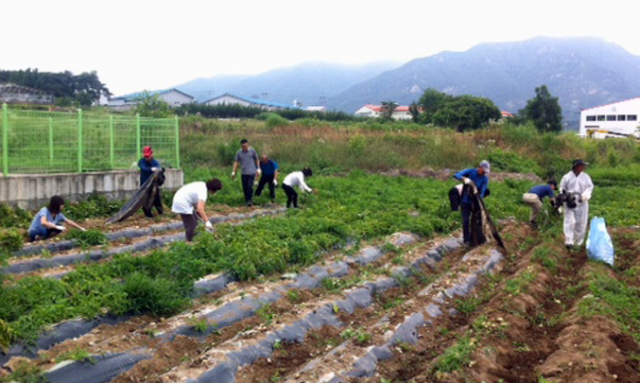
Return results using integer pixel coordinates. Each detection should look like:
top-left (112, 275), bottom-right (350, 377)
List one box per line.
top-left (179, 118), bottom-right (640, 178)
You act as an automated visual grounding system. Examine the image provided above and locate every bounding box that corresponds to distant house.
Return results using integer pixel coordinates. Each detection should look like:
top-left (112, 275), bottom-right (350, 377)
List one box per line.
top-left (580, 98), bottom-right (640, 139)
top-left (107, 88), bottom-right (194, 111)
top-left (354, 104), bottom-right (414, 121)
top-left (0, 83), bottom-right (53, 104)
top-left (203, 93), bottom-right (297, 111)
top-left (501, 111), bottom-right (513, 118)
top-left (305, 106), bottom-right (327, 112)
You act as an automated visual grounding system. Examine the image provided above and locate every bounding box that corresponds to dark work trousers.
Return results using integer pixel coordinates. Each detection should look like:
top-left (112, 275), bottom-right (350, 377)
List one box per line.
top-left (143, 187), bottom-right (164, 217)
top-left (180, 214), bottom-right (199, 242)
top-left (255, 174), bottom-right (276, 201)
top-left (282, 184), bottom-right (298, 208)
top-left (461, 199), bottom-right (486, 247)
top-left (241, 174), bottom-right (256, 205)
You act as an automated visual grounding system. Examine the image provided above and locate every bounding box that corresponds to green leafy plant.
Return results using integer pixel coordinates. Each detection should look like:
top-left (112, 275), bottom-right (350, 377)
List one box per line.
top-left (66, 228), bottom-right (107, 248)
top-left (55, 347), bottom-right (95, 364)
top-left (0, 229), bottom-right (23, 253)
top-left (188, 317), bottom-right (209, 334)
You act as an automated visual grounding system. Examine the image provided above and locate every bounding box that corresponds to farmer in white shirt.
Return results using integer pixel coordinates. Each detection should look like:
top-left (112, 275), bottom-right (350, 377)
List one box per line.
top-left (559, 159), bottom-right (594, 250)
top-left (171, 179), bottom-right (222, 242)
top-left (282, 168), bottom-right (314, 208)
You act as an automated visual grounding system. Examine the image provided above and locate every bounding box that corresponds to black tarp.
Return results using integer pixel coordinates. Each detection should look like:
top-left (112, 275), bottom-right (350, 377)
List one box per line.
top-left (106, 169), bottom-right (165, 224)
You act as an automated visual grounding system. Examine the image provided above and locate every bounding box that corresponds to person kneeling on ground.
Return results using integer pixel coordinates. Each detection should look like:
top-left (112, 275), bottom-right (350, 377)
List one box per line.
top-left (171, 179), bottom-right (222, 242)
top-left (453, 161), bottom-right (490, 247)
top-left (282, 168), bottom-right (314, 208)
top-left (28, 196), bottom-right (86, 242)
top-left (522, 180), bottom-right (557, 229)
top-left (255, 154), bottom-right (279, 203)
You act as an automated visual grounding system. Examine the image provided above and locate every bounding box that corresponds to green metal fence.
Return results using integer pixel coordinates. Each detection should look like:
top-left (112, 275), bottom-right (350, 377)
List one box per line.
top-left (0, 103), bottom-right (180, 175)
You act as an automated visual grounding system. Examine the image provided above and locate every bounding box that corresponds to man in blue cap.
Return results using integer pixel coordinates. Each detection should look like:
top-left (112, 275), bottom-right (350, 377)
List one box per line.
top-left (453, 160), bottom-right (490, 246)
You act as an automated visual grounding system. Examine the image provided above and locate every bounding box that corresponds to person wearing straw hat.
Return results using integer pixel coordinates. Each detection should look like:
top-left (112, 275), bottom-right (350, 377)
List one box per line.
top-left (138, 146), bottom-right (163, 217)
top-left (560, 159), bottom-right (594, 250)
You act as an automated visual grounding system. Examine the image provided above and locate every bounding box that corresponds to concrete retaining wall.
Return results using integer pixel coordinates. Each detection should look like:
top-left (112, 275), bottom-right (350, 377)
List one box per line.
top-left (0, 169), bottom-right (184, 209)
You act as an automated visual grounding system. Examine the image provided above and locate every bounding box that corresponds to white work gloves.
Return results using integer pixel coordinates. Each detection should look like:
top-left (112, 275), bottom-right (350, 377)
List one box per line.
top-left (205, 221), bottom-right (213, 232)
top-left (273, 179), bottom-right (278, 186)
top-left (151, 167), bottom-right (159, 172)
top-left (231, 171), bottom-right (236, 180)
top-left (256, 168), bottom-right (262, 176)
top-left (581, 192), bottom-right (590, 202)
top-left (462, 177), bottom-right (472, 185)
top-left (558, 207), bottom-right (564, 214)
top-left (55, 225), bottom-right (66, 232)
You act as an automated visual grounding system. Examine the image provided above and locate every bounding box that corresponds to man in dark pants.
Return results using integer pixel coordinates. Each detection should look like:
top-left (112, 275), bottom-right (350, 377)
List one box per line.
top-left (453, 161), bottom-right (490, 247)
top-left (138, 146), bottom-right (163, 217)
top-left (255, 154), bottom-right (279, 203)
top-left (231, 139), bottom-right (260, 206)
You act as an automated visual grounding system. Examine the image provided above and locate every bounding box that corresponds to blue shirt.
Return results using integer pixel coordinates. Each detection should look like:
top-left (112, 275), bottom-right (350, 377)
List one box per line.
top-left (454, 168), bottom-right (489, 204)
top-left (528, 185), bottom-right (555, 201)
top-left (139, 158), bottom-right (160, 185)
top-left (29, 207), bottom-right (66, 233)
top-left (260, 159), bottom-right (279, 175)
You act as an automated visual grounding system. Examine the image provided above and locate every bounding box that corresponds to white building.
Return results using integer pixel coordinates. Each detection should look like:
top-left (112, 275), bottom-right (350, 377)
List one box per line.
top-left (107, 89), bottom-right (194, 111)
top-left (580, 98), bottom-right (640, 139)
top-left (354, 104), bottom-right (414, 121)
top-left (0, 83), bottom-right (53, 104)
top-left (203, 93), bottom-right (296, 111)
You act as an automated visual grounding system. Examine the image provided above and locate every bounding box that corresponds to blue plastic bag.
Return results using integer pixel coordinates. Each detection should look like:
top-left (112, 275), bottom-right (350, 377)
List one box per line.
top-left (586, 217), bottom-right (615, 267)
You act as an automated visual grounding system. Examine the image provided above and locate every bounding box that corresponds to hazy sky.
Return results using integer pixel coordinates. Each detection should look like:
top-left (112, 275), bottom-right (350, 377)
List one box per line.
top-left (3, 0), bottom-right (640, 95)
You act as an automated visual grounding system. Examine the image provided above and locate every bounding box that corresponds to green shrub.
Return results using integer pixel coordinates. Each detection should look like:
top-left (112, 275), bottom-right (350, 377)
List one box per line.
top-left (65, 193), bottom-right (122, 221)
top-left (66, 229), bottom-right (107, 247)
top-left (265, 113), bottom-right (289, 129)
top-left (0, 203), bottom-right (32, 229)
top-left (0, 229), bottom-right (23, 253)
top-left (487, 148), bottom-right (541, 174)
top-left (116, 273), bottom-right (188, 316)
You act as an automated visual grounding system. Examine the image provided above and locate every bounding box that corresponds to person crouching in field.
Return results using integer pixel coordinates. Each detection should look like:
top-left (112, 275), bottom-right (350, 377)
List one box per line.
top-left (28, 196), bottom-right (86, 242)
top-left (522, 180), bottom-right (557, 229)
top-left (282, 168), bottom-right (314, 208)
top-left (171, 179), bottom-right (222, 242)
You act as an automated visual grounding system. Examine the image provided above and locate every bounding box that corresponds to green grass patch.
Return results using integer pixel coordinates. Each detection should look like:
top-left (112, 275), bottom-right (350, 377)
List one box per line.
top-left (432, 336), bottom-right (475, 374)
top-left (66, 228), bottom-right (107, 248)
top-left (577, 265), bottom-right (640, 343)
top-left (504, 269), bottom-right (537, 296)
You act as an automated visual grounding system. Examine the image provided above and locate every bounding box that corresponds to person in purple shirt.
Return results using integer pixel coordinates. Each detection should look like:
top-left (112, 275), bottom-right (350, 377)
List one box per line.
top-left (453, 160), bottom-right (490, 246)
top-left (523, 180), bottom-right (557, 229)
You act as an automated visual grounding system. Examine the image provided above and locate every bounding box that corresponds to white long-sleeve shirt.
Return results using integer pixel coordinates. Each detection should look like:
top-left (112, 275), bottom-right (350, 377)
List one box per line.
top-left (560, 171), bottom-right (594, 200)
top-left (283, 171), bottom-right (312, 192)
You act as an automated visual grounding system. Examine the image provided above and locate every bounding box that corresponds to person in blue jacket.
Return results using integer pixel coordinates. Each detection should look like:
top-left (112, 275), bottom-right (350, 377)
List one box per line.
top-left (28, 195), bottom-right (86, 242)
top-left (453, 160), bottom-right (491, 246)
top-left (255, 154), bottom-right (279, 203)
top-left (138, 146), bottom-right (163, 217)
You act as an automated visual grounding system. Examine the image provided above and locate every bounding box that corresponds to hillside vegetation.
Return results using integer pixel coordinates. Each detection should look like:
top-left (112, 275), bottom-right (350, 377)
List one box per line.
top-left (179, 116), bottom-right (640, 184)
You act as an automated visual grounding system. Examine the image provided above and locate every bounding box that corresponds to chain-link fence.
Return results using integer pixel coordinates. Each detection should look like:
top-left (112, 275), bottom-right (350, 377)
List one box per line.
top-left (0, 104), bottom-right (180, 175)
